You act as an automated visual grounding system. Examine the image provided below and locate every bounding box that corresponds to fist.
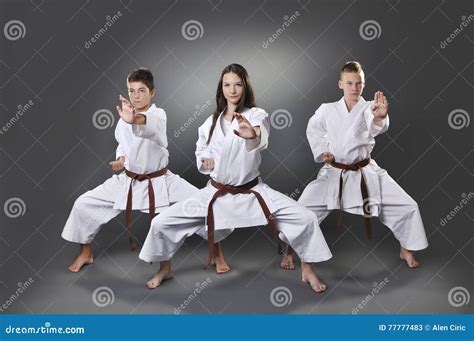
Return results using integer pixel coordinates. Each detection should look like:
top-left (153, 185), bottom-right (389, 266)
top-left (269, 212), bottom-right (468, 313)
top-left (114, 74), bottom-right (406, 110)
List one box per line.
top-left (201, 157), bottom-right (214, 171)
top-left (322, 152), bottom-right (335, 164)
top-left (109, 157), bottom-right (125, 172)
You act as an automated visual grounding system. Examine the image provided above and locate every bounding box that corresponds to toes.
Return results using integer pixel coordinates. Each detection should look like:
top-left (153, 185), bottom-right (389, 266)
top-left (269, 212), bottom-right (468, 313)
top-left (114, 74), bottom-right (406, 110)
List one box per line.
top-left (280, 261), bottom-right (294, 270)
top-left (311, 283), bottom-right (326, 293)
top-left (217, 266), bottom-right (230, 274)
top-left (147, 279), bottom-right (158, 289)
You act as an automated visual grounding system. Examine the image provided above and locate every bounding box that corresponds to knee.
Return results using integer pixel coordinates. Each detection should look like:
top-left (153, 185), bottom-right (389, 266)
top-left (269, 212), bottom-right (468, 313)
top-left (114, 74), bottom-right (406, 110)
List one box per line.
top-left (72, 195), bottom-right (88, 213)
top-left (299, 208), bottom-right (318, 226)
top-left (150, 214), bottom-right (169, 232)
top-left (407, 199), bottom-right (419, 212)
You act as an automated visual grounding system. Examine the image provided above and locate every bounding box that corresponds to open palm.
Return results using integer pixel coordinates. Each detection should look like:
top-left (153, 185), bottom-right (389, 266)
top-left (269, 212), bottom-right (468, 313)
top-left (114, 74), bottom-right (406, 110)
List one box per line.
top-left (116, 95), bottom-right (135, 123)
top-left (371, 91), bottom-right (388, 118)
top-left (233, 113), bottom-right (257, 139)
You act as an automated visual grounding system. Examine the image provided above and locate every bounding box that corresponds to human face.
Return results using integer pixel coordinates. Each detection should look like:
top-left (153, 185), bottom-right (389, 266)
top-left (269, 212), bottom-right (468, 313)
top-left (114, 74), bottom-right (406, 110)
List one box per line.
top-left (127, 81), bottom-right (155, 111)
top-left (222, 72), bottom-right (243, 106)
top-left (338, 71), bottom-right (365, 103)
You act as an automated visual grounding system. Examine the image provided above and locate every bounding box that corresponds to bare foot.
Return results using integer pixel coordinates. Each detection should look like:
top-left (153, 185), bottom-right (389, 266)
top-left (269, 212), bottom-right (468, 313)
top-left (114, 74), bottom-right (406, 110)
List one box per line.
top-left (280, 245), bottom-right (295, 270)
top-left (68, 244), bottom-right (93, 273)
top-left (213, 243), bottom-right (230, 274)
top-left (147, 261), bottom-right (172, 289)
top-left (400, 246), bottom-right (420, 268)
top-left (301, 262), bottom-right (327, 293)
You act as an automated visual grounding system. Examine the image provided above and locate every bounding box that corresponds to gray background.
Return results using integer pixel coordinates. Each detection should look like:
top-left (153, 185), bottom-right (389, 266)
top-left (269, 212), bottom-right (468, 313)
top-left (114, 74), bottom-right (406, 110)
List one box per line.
top-left (0, 0), bottom-right (472, 314)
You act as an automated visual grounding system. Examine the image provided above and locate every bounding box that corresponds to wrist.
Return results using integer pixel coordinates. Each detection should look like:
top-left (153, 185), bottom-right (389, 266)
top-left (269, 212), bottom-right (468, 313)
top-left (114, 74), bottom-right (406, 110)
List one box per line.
top-left (133, 114), bottom-right (146, 125)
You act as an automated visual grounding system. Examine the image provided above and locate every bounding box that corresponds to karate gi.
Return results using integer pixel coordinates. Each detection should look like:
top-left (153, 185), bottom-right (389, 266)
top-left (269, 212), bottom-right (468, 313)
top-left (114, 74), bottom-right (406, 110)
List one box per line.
top-left (62, 104), bottom-right (206, 244)
top-left (139, 107), bottom-right (332, 263)
top-left (299, 97), bottom-right (428, 251)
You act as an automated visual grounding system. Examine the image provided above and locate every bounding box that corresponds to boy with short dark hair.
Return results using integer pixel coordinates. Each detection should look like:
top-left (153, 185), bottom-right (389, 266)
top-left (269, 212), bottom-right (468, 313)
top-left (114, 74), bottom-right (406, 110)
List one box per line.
top-left (62, 68), bottom-right (232, 273)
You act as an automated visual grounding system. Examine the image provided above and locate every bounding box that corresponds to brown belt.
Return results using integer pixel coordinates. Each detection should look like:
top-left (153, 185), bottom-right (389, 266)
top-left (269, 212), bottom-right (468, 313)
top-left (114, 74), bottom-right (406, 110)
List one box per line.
top-left (330, 157), bottom-right (372, 239)
top-left (207, 177), bottom-right (281, 265)
top-left (124, 167), bottom-right (168, 250)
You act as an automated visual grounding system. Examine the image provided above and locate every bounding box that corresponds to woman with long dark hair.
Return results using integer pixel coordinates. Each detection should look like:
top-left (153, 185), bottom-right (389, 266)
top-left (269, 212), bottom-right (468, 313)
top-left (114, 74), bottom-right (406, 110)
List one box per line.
top-left (139, 64), bottom-right (332, 293)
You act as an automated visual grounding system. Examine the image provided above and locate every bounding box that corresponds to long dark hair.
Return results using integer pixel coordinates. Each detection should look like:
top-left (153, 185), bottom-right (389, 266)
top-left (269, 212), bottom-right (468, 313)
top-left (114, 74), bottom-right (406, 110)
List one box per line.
top-left (206, 63), bottom-right (256, 144)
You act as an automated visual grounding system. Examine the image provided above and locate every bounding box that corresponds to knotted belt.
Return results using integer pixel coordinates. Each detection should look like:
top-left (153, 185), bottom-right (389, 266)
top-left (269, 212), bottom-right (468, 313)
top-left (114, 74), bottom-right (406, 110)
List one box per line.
top-left (124, 168), bottom-right (168, 250)
top-left (329, 157), bottom-right (372, 239)
top-left (206, 177), bottom-right (281, 265)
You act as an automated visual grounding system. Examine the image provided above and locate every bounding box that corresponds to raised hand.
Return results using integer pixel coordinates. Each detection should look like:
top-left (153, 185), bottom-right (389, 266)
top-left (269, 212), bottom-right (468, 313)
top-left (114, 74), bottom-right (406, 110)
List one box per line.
top-left (233, 113), bottom-right (258, 139)
top-left (371, 91), bottom-right (388, 119)
top-left (109, 156), bottom-right (125, 172)
top-left (322, 152), bottom-right (335, 164)
top-left (201, 157), bottom-right (214, 171)
top-left (116, 95), bottom-right (135, 124)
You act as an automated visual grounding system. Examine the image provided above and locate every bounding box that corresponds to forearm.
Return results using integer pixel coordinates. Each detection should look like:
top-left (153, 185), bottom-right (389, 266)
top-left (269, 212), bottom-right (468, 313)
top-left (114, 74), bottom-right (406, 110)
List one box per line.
top-left (254, 126), bottom-right (261, 137)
